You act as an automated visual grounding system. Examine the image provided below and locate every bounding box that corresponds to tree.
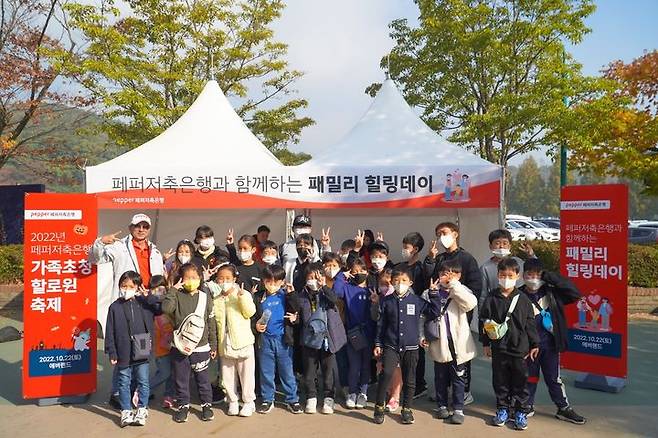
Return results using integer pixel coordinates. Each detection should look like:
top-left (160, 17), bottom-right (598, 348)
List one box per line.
top-left (507, 157), bottom-right (545, 216)
top-left (62, 0), bottom-right (314, 158)
top-left (369, 0), bottom-right (598, 172)
top-left (562, 50), bottom-right (658, 195)
top-left (0, 0), bottom-right (91, 172)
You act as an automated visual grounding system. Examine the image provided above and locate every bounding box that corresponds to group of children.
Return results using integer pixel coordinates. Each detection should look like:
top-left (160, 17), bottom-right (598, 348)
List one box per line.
top-left (104, 215), bottom-right (587, 430)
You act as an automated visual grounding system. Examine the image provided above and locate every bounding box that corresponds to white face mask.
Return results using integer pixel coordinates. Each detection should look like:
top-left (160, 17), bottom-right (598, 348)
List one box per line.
top-left (371, 258), bottom-right (387, 271)
top-left (394, 283), bottom-right (410, 296)
top-left (324, 266), bottom-right (340, 279)
top-left (524, 278), bottom-right (544, 291)
top-left (492, 248), bottom-right (511, 258)
top-left (401, 248), bottom-right (413, 261)
top-left (219, 282), bottom-right (235, 293)
top-left (178, 254), bottom-right (191, 264)
top-left (238, 250), bottom-right (253, 262)
top-left (262, 255), bottom-right (277, 265)
top-left (498, 277), bottom-right (517, 290)
top-left (265, 283), bottom-right (280, 294)
top-left (119, 287), bottom-right (137, 300)
top-left (294, 227), bottom-right (311, 237)
top-left (199, 237), bottom-right (215, 250)
top-left (306, 279), bottom-right (320, 291)
top-left (440, 234), bottom-right (455, 249)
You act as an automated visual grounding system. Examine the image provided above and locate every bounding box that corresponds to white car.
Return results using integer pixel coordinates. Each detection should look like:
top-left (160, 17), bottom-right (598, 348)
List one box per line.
top-left (507, 220), bottom-right (560, 242)
top-left (505, 221), bottom-right (527, 241)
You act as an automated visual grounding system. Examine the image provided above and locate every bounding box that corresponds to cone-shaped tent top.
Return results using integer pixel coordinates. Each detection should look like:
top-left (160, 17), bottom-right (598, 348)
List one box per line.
top-left (86, 80), bottom-right (281, 192)
top-left (303, 79), bottom-right (495, 168)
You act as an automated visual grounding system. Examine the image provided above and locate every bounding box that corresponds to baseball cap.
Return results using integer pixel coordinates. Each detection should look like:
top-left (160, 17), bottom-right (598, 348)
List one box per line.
top-left (293, 214), bottom-right (312, 227)
top-left (130, 213), bottom-right (151, 226)
top-left (370, 240), bottom-right (389, 254)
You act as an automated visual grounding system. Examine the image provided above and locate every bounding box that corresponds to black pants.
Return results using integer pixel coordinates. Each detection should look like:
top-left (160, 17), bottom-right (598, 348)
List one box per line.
top-left (376, 348), bottom-right (418, 409)
top-left (433, 338), bottom-right (466, 410)
top-left (415, 347), bottom-right (426, 392)
top-left (491, 350), bottom-right (530, 413)
top-left (302, 346), bottom-right (336, 399)
top-left (171, 349), bottom-right (213, 406)
top-left (464, 310), bottom-right (474, 393)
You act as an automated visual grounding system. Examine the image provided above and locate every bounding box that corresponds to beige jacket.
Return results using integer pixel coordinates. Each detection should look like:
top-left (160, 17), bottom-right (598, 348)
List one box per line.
top-left (423, 281), bottom-right (478, 365)
top-left (209, 283), bottom-right (257, 352)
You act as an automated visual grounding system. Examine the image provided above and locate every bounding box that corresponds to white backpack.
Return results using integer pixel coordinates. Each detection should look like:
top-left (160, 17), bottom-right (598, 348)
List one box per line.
top-left (173, 291), bottom-right (207, 356)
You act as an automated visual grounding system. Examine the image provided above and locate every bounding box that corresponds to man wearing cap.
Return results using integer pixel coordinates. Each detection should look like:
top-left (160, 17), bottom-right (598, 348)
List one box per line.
top-left (279, 214), bottom-right (332, 283)
top-left (88, 213), bottom-right (165, 410)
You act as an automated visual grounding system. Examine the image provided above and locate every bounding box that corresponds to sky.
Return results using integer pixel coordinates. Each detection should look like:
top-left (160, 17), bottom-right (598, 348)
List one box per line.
top-left (271, 0), bottom-right (658, 165)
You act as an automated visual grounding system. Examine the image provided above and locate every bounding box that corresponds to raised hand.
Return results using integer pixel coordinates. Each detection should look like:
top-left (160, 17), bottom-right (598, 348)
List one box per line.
top-left (315, 271), bottom-right (326, 288)
top-left (376, 231), bottom-right (384, 241)
top-left (519, 242), bottom-right (535, 257)
top-left (173, 278), bottom-right (183, 290)
top-left (226, 228), bottom-right (234, 245)
top-left (429, 239), bottom-right (438, 259)
top-left (321, 227), bottom-right (331, 248)
top-left (369, 288), bottom-right (379, 304)
top-left (354, 229), bottom-right (365, 252)
top-left (429, 277), bottom-right (441, 291)
top-left (137, 285), bottom-right (148, 296)
top-left (202, 265), bottom-right (218, 282)
top-left (237, 282), bottom-right (246, 296)
top-left (163, 248), bottom-right (175, 261)
top-left (284, 312), bottom-right (298, 323)
top-left (285, 283), bottom-right (295, 294)
top-left (101, 230), bottom-right (122, 245)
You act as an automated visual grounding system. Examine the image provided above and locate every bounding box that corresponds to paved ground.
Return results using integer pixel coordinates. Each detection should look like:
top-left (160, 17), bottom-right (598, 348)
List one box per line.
top-left (1, 313), bottom-right (657, 438)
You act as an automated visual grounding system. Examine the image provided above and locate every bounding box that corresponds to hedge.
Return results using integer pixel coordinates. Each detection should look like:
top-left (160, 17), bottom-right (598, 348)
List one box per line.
top-left (1, 242), bottom-right (657, 287)
top-left (511, 241), bottom-right (658, 288)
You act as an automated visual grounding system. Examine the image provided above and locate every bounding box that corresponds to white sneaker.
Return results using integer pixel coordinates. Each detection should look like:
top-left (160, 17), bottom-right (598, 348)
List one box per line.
top-left (346, 393), bottom-right (357, 409)
top-left (120, 410), bottom-right (134, 428)
top-left (321, 398), bottom-right (335, 414)
top-left (133, 407), bottom-right (148, 426)
top-left (239, 402), bottom-right (255, 417)
top-left (227, 401), bottom-right (240, 416)
top-left (305, 397), bottom-right (317, 414)
top-left (355, 393), bottom-right (367, 409)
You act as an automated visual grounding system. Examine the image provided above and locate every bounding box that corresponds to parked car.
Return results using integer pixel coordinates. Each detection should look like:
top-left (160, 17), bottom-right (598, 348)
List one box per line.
top-left (507, 220), bottom-right (560, 241)
top-left (535, 218), bottom-right (560, 229)
top-left (628, 227), bottom-right (658, 245)
top-left (504, 221), bottom-right (527, 241)
top-left (637, 221), bottom-right (658, 229)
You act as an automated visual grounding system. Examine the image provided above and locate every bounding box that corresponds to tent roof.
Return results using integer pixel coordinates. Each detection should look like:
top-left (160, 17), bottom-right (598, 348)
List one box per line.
top-left (303, 79), bottom-right (497, 168)
top-left (86, 80), bottom-right (282, 172)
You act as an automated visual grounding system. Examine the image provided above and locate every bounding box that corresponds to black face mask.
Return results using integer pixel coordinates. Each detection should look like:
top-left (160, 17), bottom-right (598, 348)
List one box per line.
top-left (297, 247), bottom-right (310, 260)
top-left (352, 273), bottom-right (368, 285)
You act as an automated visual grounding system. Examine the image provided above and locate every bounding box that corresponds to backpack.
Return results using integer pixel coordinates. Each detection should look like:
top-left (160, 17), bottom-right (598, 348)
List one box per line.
top-left (173, 291), bottom-right (207, 356)
top-left (302, 297), bottom-right (328, 350)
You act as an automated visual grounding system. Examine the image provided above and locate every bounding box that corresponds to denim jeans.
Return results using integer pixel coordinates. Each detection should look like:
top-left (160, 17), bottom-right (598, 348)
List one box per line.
top-left (117, 362), bottom-right (150, 411)
top-left (150, 354), bottom-right (175, 397)
top-left (258, 334), bottom-right (298, 403)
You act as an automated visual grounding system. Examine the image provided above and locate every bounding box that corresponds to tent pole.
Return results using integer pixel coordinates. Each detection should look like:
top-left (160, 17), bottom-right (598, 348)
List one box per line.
top-left (499, 167), bottom-right (505, 228)
top-left (153, 209), bottom-right (160, 244)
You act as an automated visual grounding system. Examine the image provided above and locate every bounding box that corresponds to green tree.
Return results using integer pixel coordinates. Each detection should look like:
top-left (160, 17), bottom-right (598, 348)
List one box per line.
top-left (369, 0), bottom-right (598, 172)
top-left (508, 157), bottom-right (545, 216)
top-left (62, 0), bottom-right (313, 157)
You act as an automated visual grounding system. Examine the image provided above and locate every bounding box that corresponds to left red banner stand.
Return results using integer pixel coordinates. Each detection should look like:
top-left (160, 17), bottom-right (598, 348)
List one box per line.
top-left (22, 193), bottom-right (99, 404)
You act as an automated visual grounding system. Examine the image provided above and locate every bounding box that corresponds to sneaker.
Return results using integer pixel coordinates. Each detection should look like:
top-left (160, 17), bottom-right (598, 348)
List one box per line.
top-left (201, 403), bottom-right (214, 421)
top-left (162, 396), bottom-right (175, 409)
top-left (373, 404), bottom-right (386, 424)
top-left (413, 385), bottom-right (427, 400)
top-left (321, 398), bottom-right (335, 415)
top-left (463, 391), bottom-right (474, 406)
top-left (346, 393), bottom-right (357, 409)
top-left (355, 393), bottom-right (368, 409)
top-left (449, 411), bottom-right (465, 425)
top-left (239, 401), bottom-right (255, 417)
top-left (287, 402), bottom-right (303, 414)
top-left (556, 406), bottom-right (586, 425)
top-left (120, 410), bottom-right (134, 428)
top-left (174, 405), bottom-right (190, 423)
top-left (133, 407), bottom-right (148, 426)
top-left (211, 385), bottom-right (225, 405)
top-left (436, 406), bottom-right (450, 419)
top-left (514, 411), bottom-right (528, 431)
top-left (257, 401), bottom-right (274, 414)
top-left (492, 408), bottom-right (509, 427)
top-left (305, 397), bottom-right (317, 414)
top-left (109, 394), bottom-right (122, 411)
top-left (527, 408), bottom-right (535, 418)
top-left (401, 408), bottom-right (415, 425)
top-left (227, 401), bottom-right (240, 416)
top-left (385, 398), bottom-right (399, 413)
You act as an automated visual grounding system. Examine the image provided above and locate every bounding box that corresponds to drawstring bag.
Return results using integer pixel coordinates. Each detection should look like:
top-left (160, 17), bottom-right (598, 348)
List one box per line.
top-left (484, 294), bottom-right (519, 340)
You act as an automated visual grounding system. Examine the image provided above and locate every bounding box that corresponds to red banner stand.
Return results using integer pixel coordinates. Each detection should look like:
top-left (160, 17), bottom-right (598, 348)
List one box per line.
top-left (560, 184), bottom-right (628, 393)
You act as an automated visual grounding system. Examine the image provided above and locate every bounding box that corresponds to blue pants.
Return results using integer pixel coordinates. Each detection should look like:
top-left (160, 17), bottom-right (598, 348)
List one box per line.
top-left (258, 334), bottom-right (298, 403)
top-left (150, 354), bottom-right (175, 397)
top-left (346, 342), bottom-right (371, 394)
top-left (335, 345), bottom-right (349, 388)
top-left (117, 362), bottom-right (150, 411)
top-left (527, 345), bottom-right (569, 409)
top-left (434, 360), bottom-right (467, 410)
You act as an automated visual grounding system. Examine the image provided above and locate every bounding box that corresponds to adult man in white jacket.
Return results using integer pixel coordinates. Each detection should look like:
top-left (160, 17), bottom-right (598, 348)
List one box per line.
top-left (87, 213), bottom-right (165, 409)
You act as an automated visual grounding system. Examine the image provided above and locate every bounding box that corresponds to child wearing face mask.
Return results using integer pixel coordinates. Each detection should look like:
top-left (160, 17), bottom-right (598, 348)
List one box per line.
top-left (373, 267), bottom-right (442, 425)
top-left (206, 264), bottom-right (257, 417)
top-left (193, 225), bottom-right (230, 271)
top-left (333, 258), bottom-right (376, 410)
top-left (252, 264), bottom-right (303, 414)
top-left (340, 239), bottom-right (356, 268)
top-left (106, 270), bottom-right (162, 427)
top-left (162, 263), bottom-right (218, 423)
top-left (519, 259), bottom-right (586, 425)
top-left (166, 240), bottom-right (197, 287)
top-left (148, 275), bottom-right (176, 408)
top-left (226, 233), bottom-right (264, 292)
top-left (421, 260), bottom-right (477, 425)
top-left (296, 262), bottom-right (346, 414)
top-left (479, 258), bottom-right (539, 431)
top-left (261, 240), bottom-right (280, 266)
